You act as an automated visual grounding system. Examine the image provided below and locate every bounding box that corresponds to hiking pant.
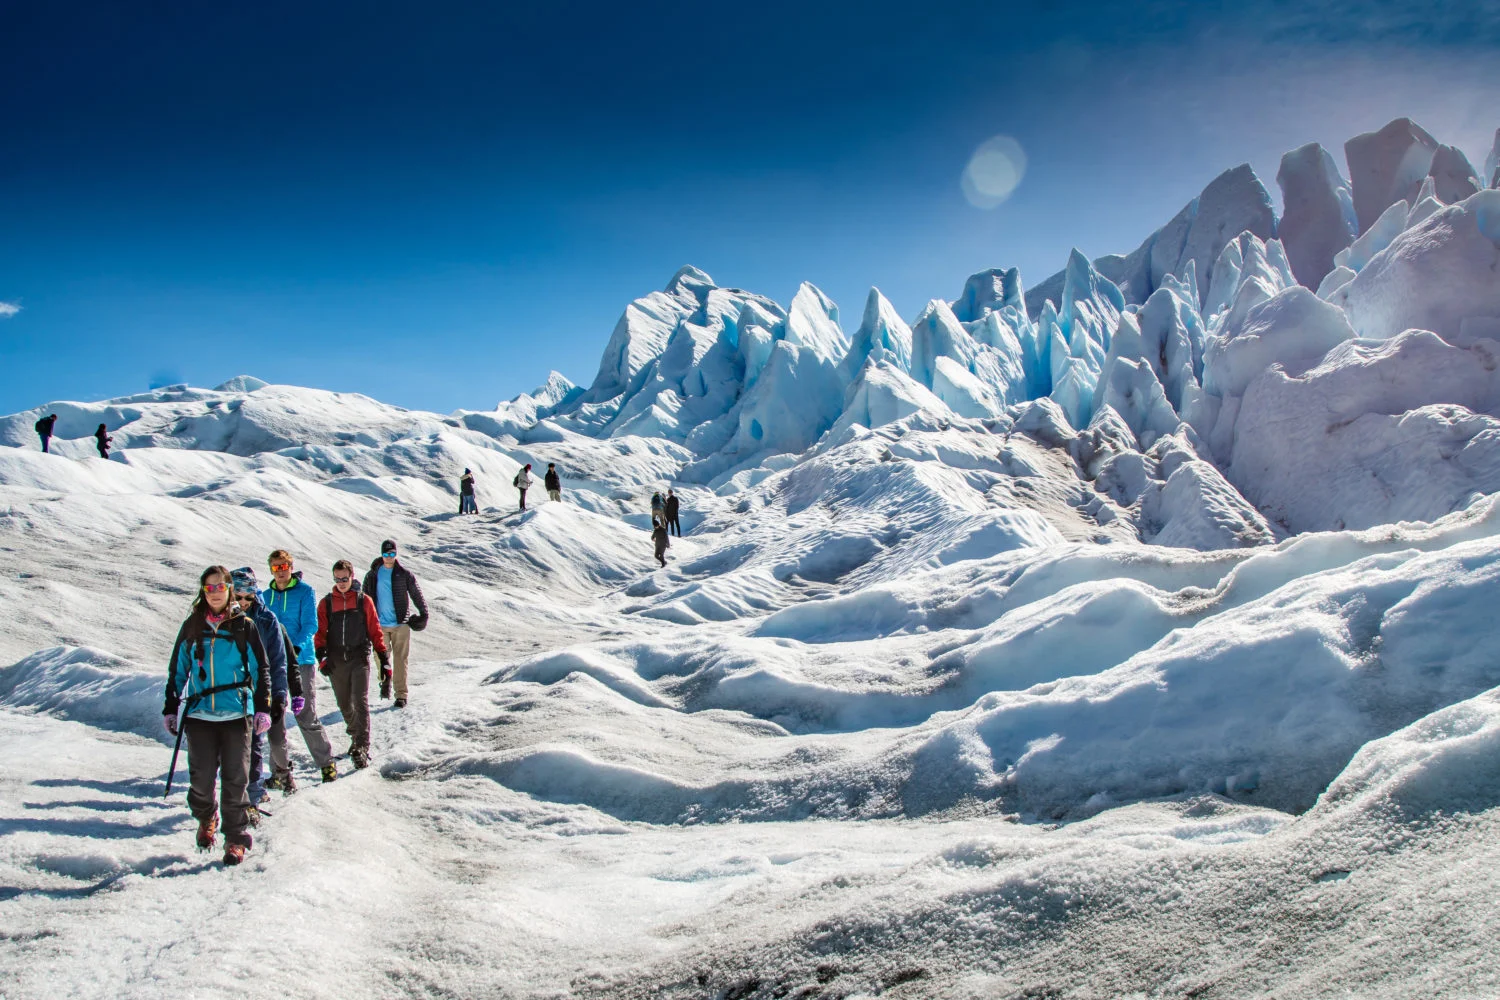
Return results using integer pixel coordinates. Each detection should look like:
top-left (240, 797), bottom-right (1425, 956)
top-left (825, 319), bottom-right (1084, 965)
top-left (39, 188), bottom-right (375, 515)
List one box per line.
top-left (282, 663), bottom-right (335, 768)
top-left (460, 494), bottom-right (477, 514)
top-left (96, 443), bottom-right (109, 459)
top-left (655, 543), bottom-right (668, 567)
top-left (38, 434), bottom-right (50, 454)
top-left (668, 515), bottom-right (681, 537)
top-left (247, 727), bottom-right (269, 802)
top-left (185, 716), bottom-right (254, 846)
top-left (327, 651), bottom-right (371, 753)
top-left (382, 625), bottom-right (412, 701)
top-left (518, 487), bottom-right (528, 510)
top-left (547, 489), bottom-right (561, 502)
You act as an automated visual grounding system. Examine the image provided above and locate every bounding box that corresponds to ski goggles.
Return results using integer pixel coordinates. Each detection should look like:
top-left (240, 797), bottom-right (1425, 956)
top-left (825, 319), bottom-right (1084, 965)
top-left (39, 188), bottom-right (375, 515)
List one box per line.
top-left (269, 561), bottom-right (292, 571)
top-left (203, 582), bottom-right (230, 594)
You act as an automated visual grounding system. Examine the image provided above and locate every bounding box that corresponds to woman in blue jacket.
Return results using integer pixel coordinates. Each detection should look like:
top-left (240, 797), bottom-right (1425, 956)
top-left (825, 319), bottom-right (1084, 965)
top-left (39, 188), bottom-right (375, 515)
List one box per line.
top-left (162, 565), bottom-right (273, 866)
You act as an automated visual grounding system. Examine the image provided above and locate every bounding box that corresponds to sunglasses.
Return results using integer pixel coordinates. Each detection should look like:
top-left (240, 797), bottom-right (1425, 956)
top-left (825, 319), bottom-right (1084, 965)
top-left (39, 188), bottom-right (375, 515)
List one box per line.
top-left (269, 562), bottom-right (291, 571)
top-left (203, 582), bottom-right (229, 594)
top-left (234, 592), bottom-right (256, 601)
top-left (333, 575), bottom-right (352, 584)
top-left (381, 552), bottom-right (396, 558)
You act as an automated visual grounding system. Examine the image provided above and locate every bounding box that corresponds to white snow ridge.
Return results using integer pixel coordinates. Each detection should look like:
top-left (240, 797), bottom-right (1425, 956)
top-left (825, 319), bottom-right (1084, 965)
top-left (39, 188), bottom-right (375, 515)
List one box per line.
top-left (4, 117), bottom-right (1500, 999)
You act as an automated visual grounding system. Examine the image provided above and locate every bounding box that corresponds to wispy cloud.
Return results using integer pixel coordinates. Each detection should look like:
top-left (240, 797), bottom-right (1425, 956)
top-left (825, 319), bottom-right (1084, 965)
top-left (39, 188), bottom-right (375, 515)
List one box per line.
top-left (0, 302), bottom-right (19, 318)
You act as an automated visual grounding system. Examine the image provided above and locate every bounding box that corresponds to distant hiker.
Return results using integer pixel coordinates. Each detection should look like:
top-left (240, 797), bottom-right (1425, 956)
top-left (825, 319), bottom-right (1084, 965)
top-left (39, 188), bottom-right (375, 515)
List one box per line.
top-left (263, 549), bottom-right (337, 783)
top-left (364, 539), bottom-right (429, 710)
top-left (162, 565), bottom-right (273, 866)
top-left (652, 520), bottom-right (671, 568)
top-left (650, 491), bottom-right (665, 527)
top-left (513, 463), bottom-right (533, 511)
top-left (545, 463), bottom-right (561, 502)
top-left (315, 559), bottom-right (390, 770)
top-left (664, 489), bottom-right (681, 537)
top-left (94, 423), bottom-right (112, 459)
top-left (231, 567), bottom-right (297, 810)
top-left (459, 468), bottom-right (477, 515)
top-left (34, 413), bottom-right (57, 453)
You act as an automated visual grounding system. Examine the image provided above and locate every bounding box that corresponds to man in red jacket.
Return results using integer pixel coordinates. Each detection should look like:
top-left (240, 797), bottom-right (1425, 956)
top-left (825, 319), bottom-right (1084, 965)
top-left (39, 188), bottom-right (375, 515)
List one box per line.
top-left (314, 559), bottom-right (390, 770)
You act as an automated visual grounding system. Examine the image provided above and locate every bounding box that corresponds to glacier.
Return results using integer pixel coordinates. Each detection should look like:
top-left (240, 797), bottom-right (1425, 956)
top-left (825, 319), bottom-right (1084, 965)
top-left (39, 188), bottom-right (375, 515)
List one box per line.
top-left (2, 116), bottom-right (1500, 999)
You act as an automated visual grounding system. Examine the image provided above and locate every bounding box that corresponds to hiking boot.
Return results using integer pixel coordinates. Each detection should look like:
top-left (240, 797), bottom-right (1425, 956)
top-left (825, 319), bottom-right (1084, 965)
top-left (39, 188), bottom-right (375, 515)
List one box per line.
top-left (224, 837), bottom-right (251, 867)
top-left (196, 813), bottom-right (219, 851)
top-left (350, 747), bottom-right (370, 770)
top-left (321, 762), bottom-right (338, 783)
top-left (266, 772), bottom-right (297, 795)
top-left (393, 698), bottom-right (406, 709)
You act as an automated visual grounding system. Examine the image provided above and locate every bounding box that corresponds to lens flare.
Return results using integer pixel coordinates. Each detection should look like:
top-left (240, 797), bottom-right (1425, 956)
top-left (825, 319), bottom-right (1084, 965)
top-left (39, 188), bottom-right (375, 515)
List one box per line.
top-left (962, 135), bottom-right (1028, 209)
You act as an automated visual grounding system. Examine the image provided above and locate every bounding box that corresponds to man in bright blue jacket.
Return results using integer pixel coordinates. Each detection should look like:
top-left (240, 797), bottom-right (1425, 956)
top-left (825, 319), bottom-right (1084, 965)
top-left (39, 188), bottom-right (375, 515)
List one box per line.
top-left (263, 549), bottom-right (339, 783)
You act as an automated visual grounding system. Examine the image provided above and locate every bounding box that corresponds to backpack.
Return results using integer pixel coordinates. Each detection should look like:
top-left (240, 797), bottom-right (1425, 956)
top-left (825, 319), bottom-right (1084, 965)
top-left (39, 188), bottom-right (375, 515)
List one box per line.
top-left (513, 472), bottom-right (521, 487)
top-left (34, 417), bottom-right (47, 434)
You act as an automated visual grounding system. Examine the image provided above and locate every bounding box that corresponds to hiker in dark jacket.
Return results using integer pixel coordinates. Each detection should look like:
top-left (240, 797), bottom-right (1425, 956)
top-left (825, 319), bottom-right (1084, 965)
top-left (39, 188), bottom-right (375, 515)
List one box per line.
top-left (544, 463), bottom-right (561, 502)
top-left (162, 565), bottom-right (273, 866)
top-left (363, 539), bottom-right (429, 709)
top-left (650, 491), bottom-right (664, 527)
top-left (459, 468), bottom-right (477, 515)
top-left (94, 424), bottom-right (111, 459)
top-left (664, 489), bottom-right (682, 537)
top-left (315, 560), bottom-right (390, 769)
top-left (34, 414), bottom-right (57, 453)
top-left (652, 521), bottom-right (670, 568)
top-left (231, 567), bottom-right (299, 805)
top-left (262, 549), bottom-right (337, 783)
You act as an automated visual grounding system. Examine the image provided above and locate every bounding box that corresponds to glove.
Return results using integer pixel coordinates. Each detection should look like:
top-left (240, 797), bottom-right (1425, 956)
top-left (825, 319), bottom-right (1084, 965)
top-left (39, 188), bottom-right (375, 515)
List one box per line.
top-left (317, 657), bottom-right (331, 676)
top-left (379, 667), bottom-right (392, 700)
top-left (378, 650), bottom-right (391, 670)
top-left (254, 712), bottom-right (272, 735)
top-left (163, 713), bottom-right (178, 736)
top-left (407, 613), bottom-right (428, 633)
top-left (291, 696), bottom-right (305, 715)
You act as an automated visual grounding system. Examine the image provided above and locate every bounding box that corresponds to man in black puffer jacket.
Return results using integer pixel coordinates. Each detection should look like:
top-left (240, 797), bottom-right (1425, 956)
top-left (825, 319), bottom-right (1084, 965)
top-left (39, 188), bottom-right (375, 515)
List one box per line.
top-left (363, 539), bottom-right (429, 709)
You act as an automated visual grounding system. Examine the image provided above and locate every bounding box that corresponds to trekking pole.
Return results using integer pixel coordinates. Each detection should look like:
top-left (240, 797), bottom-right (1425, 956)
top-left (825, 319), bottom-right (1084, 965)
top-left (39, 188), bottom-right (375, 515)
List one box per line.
top-left (163, 665), bottom-right (199, 800)
top-left (163, 699), bottom-right (189, 799)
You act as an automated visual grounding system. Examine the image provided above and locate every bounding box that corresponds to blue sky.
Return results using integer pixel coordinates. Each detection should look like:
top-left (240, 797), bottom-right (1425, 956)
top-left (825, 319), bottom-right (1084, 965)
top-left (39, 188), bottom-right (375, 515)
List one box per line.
top-left (2, 0), bottom-right (1497, 415)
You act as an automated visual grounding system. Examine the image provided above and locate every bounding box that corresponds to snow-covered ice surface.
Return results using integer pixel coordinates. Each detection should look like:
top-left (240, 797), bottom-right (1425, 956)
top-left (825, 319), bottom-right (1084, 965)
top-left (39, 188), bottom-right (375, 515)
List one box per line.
top-left (5, 117), bottom-right (1500, 998)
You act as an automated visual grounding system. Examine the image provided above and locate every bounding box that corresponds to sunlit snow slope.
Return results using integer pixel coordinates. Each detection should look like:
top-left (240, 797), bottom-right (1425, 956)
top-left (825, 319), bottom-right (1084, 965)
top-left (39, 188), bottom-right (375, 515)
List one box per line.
top-left (3, 118), bottom-right (1500, 999)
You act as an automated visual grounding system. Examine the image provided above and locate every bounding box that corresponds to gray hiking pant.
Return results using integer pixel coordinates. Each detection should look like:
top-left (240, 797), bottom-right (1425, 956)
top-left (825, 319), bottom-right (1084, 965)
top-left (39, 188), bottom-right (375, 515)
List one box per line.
top-left (185, 716), bottom-right (254, 846)
top-left (270, 664), bottom-right (335, 770)
top-left (327, 652), bottom-right (371, 753)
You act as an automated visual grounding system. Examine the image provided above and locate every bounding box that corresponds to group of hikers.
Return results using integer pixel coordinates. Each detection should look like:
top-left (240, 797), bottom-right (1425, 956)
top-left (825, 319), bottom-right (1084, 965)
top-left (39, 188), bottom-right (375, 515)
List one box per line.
top-left (162, 541), bottom-right (428, 865)
top-left (650, 489), bottom-right (681, 567)
top-left (461, 463), bottom-right (684, 567)
top-left (24, 416), bottom-right (696, 865)
top-left (33, 414), bottom-right (111, 458)
top-left (456, 462), bottom-right (563, 514)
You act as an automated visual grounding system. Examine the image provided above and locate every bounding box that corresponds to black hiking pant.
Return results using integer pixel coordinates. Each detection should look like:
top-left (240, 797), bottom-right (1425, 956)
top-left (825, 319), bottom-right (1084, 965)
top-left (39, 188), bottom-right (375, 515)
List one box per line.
top-left (667, 515), bottom-right (681, 537)
top-left (39, 434), bottom-right (50, 454)
top-left (184, 716), bottom-right (254, 846)
top-left (518, 487), bottom-right (528, 510)
top-left (327, 651), bottom-right (371, 753)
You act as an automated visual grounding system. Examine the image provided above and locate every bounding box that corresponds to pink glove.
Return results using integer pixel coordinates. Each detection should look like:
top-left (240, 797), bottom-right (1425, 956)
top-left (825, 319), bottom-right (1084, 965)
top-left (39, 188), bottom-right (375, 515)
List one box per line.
top-left (254, 712), bottom-right (272, 735)
top-left (291, 696), bottom-right (306, 715)
top-left (163, 713), bottom-right (178, 736)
